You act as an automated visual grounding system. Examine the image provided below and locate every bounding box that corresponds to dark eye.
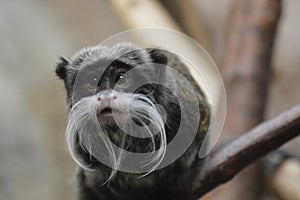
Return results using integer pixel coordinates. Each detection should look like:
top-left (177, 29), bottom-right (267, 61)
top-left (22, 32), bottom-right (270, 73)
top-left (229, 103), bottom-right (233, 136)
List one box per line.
top-left (114, 73), bottom-right (128, 85)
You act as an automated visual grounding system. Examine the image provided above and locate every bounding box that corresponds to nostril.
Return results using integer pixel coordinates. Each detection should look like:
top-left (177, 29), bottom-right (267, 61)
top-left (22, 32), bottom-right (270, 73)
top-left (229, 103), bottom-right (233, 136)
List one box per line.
top-left (98, 97), bottom-right (101, 101)
top-left (113, 96), bottom-right (117, 100)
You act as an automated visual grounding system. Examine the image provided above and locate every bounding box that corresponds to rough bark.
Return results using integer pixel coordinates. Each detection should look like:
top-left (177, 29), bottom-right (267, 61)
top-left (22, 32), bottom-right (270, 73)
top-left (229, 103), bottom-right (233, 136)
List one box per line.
top-left (191, 104), bottom-right (300, 199)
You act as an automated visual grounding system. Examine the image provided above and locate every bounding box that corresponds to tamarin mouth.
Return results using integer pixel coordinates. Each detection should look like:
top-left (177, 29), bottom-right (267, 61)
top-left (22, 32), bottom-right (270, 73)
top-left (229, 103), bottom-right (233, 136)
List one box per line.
top-left (100, 107), bottom-right (113, 115)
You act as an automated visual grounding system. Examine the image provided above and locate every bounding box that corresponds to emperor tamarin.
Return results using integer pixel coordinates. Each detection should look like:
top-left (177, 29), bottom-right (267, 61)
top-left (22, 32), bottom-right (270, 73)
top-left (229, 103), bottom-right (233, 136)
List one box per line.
top-left (56, 42), bottom-right (210, 200)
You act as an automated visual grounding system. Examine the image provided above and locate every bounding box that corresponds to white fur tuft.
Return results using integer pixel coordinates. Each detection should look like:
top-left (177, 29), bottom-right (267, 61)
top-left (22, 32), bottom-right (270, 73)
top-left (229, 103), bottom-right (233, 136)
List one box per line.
top-left (66, 93), bottom-right (167, 181)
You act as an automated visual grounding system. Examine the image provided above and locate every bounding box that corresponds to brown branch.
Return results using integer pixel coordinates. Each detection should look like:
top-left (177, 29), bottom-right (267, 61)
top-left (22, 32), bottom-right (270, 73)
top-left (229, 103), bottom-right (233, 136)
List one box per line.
top-left (222, 0), bottom-right (282, 139)
top-left (203, 0), bottom-right (282, 199)
top-left (191, 104), bottom-right (300, 199)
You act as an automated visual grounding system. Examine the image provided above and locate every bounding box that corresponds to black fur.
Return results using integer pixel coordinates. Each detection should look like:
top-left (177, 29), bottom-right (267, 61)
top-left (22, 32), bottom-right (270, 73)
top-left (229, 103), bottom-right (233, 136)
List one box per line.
top-left (147, 48), bottom-right (168, 65)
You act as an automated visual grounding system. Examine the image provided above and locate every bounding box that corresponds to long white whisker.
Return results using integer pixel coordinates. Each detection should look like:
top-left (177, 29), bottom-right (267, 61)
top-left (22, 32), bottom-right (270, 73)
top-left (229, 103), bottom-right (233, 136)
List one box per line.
top-left (66, 93), bottom-right (167, 181)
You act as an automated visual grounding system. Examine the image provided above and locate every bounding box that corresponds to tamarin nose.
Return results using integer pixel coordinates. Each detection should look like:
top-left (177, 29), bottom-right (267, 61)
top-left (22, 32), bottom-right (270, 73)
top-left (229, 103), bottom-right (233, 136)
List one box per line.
top-left (97, 90), bottom-right (117, 102)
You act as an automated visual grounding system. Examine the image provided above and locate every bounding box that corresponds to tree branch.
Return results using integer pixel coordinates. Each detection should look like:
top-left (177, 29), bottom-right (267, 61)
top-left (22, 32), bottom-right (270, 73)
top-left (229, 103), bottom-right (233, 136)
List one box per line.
top-left (222, 0), bottom-right (282, 139)
top-left (191, 104), bottom-right (300, 199)
top-left (204, 0), bottom-right (282, 199)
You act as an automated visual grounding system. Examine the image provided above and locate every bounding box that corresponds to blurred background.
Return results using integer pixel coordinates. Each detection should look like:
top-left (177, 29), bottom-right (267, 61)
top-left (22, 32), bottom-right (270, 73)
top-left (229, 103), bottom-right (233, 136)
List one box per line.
top-left (0, 0), bottom-right (299, 200)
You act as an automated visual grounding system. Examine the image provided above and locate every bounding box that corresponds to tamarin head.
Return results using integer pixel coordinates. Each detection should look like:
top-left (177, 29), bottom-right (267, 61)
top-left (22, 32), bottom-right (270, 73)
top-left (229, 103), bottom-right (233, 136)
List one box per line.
top-left (56, 43), bottom-right (184, 178)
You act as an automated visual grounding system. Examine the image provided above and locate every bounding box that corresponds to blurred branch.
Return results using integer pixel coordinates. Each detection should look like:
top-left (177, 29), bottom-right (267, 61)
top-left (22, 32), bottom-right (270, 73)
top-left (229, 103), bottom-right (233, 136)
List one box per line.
top-left (203, 0), bottom-right (282, 199)
top-left (158, 0), bottom-right (213, 57)
top-left (109, 0), bottom-right (180, 30)
top-left (191, 104), bottom-right (300, 199)
top-left (109, 0), bottom-right (212, 55)
top-left (269, 159), bottom-right (300, 200)
top-left (222, 0), bottom-right (282, 139)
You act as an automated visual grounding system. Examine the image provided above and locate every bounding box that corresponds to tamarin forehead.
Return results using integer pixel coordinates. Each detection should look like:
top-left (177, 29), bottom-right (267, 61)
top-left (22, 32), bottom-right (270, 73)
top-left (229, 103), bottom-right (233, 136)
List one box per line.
top-left (69, 43), bottom-right (152, 71)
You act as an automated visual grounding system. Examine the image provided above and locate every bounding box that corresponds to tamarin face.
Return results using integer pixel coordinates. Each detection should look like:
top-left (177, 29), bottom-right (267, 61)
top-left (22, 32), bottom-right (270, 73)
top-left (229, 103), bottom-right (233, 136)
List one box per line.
top-left (56, 43), bottom-right (167, 107)
top-left (56, 43), bottom-right (181, 175)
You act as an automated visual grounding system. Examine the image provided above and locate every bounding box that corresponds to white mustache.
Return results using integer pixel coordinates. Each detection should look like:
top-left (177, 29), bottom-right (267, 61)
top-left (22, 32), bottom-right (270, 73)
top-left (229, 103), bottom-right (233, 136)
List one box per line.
top-left (66, 93), bottom-right (167, 181)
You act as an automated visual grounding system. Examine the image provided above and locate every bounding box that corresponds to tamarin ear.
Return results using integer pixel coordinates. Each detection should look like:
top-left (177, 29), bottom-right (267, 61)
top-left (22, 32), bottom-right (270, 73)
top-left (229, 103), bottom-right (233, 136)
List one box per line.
top-left (55, 57), bottom-right (69, 80)
top-left (147, 48), bottom-right (168, 65)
